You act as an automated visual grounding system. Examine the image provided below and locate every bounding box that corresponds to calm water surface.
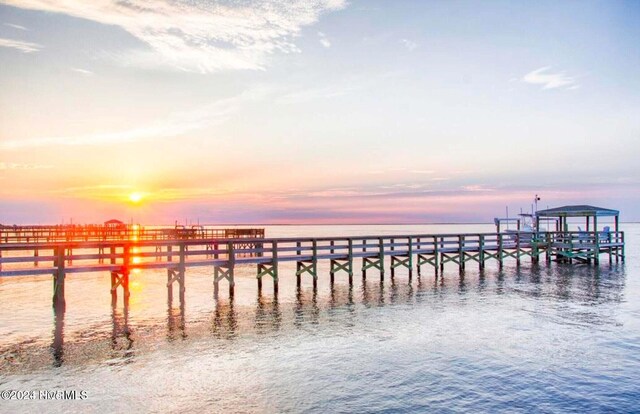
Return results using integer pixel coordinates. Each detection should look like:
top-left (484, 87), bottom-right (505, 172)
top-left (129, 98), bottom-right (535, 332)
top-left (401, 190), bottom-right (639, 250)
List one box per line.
top-left (1, 224), bottom-right (639, 413)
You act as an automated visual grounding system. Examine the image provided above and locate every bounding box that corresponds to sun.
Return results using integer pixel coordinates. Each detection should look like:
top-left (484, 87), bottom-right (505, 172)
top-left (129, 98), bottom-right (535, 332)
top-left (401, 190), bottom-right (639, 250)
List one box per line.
top-left (128, 192), bottom-right (144, 203)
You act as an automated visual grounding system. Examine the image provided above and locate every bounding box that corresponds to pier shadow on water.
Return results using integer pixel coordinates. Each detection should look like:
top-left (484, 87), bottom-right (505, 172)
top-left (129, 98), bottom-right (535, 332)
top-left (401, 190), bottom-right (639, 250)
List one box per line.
top-left (0, 260), bottom-right (628, 372)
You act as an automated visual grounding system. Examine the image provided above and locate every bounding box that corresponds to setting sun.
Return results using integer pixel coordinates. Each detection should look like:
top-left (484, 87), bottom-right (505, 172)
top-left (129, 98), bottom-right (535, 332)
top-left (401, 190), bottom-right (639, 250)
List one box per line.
top-left (129, 192), bottom-right (144, 203)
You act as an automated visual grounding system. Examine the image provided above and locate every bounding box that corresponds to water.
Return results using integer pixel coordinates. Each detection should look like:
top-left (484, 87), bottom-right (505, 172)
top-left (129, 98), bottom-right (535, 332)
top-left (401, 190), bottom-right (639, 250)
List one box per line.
top-left (1, 224), bottom-right (639, 413)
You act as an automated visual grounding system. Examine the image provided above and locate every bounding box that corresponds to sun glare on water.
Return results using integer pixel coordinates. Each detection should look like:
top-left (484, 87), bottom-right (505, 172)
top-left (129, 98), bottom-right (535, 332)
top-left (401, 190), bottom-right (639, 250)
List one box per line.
top-left (129, 192), bottom-right (144, 203)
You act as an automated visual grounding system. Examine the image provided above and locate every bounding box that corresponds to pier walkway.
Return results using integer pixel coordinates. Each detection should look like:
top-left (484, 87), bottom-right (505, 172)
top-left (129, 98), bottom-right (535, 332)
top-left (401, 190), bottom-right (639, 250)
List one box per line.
top-left (0, 230), bottom-right (624, 309)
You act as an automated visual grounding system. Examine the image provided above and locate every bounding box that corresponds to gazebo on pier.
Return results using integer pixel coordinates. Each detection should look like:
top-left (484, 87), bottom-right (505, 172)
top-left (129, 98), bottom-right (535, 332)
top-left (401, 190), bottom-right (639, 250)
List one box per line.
top-left (535, 205), bottom-right (620, 233)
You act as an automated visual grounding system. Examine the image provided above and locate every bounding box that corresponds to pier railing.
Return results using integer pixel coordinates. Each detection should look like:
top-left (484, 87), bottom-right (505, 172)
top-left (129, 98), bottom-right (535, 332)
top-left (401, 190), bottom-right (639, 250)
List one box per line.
top-left (0, 230), bottom-right (624, 276)
top-left (0, 225), bottom-right (264, 243)
top-left (0, 230), bottom-right (625, 308)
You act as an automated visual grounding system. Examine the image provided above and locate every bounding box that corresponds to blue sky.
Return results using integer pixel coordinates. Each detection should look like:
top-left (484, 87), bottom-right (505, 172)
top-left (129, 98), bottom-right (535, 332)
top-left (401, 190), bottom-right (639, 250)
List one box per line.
top-left (0, 0), bottom-right (638, 224)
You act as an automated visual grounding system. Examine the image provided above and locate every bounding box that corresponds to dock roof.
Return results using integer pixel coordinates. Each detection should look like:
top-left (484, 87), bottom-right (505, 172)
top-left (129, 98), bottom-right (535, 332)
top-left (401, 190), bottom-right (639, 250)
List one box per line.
top-left (535, 205), bottom-right (619, 217)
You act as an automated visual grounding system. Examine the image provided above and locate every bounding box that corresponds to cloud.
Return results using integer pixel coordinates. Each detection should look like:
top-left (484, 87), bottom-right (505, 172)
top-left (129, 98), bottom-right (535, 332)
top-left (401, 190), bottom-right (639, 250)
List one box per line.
top-left (461, 185), bottom-right (495, 192)
top-left (4, 23), bottom-right (28, 30)
top-left (0, 88), bottom-right (268, 150)
top-left (0, 37), bottom-right (42, 53)
top-left (522, 67), bottom-right (578, 90)
top-left (3, 0), bottom-right (347, 73)
top-left (318, 31), bottom-right (331, 48)
top-left (71, 67), bottom-right (93, 75)
top-left (276, 70), bottom-right (403, 104)
top-left (400, 38), bottom-right (417, 52)
top-left (277, 84), bottom-right (348, 104)
top-left (0, 162), bottom-right (53, 170)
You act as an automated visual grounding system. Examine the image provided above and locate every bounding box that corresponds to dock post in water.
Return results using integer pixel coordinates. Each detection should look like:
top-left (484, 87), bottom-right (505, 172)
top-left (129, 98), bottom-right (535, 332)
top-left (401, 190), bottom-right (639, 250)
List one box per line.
top-left (214, 242), bottom-right (235, 297)
top-left (479, 234), bottom-right (485, 270)
top-left (459, 235), bottom-right (465, 271)
top-left (390, 236), bottom-right (412, 279)
top-left (498, 233), bottom-right (504, 268)
top-left (257, 240), bottom-right (278, 295)
top-left (329, 238), bottom-right (354, 284)
top-left (110, 245), bottom-right (130, 307)
top-left (53, 246), bottom-right (66, 311)
top-left (362, 238), bottom-right (385, 281)
top-left (296, 240), bottom-right (318, 288)
top-left (167, 243), bottom-right (186, 301)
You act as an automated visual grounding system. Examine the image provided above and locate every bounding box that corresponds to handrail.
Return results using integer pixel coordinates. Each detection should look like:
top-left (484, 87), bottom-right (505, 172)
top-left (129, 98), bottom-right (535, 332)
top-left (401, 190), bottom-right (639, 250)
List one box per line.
top-left (0, 231), bottom-right (624, 277)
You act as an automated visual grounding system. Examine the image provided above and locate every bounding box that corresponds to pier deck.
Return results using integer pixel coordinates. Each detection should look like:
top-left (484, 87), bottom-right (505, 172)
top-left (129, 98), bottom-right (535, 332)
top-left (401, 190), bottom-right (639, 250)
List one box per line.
top-left (0, 230), bottom-right (625, 310)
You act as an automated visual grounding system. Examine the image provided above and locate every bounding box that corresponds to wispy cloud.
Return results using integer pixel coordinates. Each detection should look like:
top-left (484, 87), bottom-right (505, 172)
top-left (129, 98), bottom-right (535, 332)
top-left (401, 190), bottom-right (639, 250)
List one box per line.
top-left (318, 31), bottom-right (331, 48)
top-left (4, 23), bottom-right (28, 30)
top-left (0, 37), bottom-right (42, 53)
top-left (277, 84), bottom-right (349, 104)
top-left (4, 0), bottom-right (347, 73)
top-left (522, 66), bottom-right (578, 90)
top-left (0, 162), bottom-right (52, 170)
top-left (1, 88), bottom-right (268, 150)
top-left (276, 71), bottom-right (404, 104)
top-left (71, 67), bottom-right (93, 75)
top-left (400, 38), bottom-right (417, 52)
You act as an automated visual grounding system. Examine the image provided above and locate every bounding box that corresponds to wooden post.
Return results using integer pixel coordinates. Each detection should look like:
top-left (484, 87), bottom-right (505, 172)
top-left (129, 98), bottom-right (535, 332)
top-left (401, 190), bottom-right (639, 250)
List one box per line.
top-left (296, 243), bottom-right (302, 286)
top-left (214, 242), bottom-right (235, 297)
top-left (123, 244), bottom-right (131, 300)
top-left (407, 236), bottom-right (413, 279)
top-left (498, 233), bottom-right (504, 268)
top-left (362, 239), bottom-right (367, 280)
top-left (228, 242), bottom-right (235, 296)
top-left (439, 236), bottom-right (444, 273)
top-left (273, 241), bottom-right (278, 294)
top-left (434, 236), bottom-right (440, 275)
top-left (458, 235), bottom-right (464, 271)
top-left (348, 238), bottom-right (354, 285)
top-left (312, 240), bottom-right (318, 288)
top-left (479, 234), bottom-right (485, 270)
top-left (179, 243), bottom-right (186, 296)
top-left (111, 271), bottom-right (117, 305)
top-left (379, 238), bottom-right (385, 281)
top-left (594, 216), bottom-right (599, 264)
top-left (53, 246), bottom-right (66, 310)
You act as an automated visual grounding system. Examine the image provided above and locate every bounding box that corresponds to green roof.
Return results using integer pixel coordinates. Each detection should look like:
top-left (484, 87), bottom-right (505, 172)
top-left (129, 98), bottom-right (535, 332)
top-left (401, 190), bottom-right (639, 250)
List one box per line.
top-left (535, 205), bottom-right (619, 217)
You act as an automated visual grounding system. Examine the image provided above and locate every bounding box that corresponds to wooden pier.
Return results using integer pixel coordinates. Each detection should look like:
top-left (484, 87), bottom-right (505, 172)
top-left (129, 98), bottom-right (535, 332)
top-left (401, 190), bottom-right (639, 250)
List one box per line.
top-left (0, 223), bottom-right (264, 243)
top-left (0, 230), bottom-right (624, 310)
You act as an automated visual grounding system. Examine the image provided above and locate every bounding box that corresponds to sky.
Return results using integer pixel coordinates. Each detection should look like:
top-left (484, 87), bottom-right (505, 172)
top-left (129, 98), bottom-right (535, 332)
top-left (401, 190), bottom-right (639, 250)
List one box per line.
top-left (0, 0), bottom-right (638, 224)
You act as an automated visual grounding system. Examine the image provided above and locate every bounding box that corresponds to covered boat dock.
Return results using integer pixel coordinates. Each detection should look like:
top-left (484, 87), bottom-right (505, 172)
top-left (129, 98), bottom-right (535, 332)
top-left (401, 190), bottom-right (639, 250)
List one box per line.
top-left (535, 205), bottom-right (624, 263)
top-left (535, 205), bottom-right (620, 233)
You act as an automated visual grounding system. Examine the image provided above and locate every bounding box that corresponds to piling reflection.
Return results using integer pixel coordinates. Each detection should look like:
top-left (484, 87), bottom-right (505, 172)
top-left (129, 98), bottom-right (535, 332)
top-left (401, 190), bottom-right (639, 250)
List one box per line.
top-left (211, 298), bottom-right (237, 339)
top-left (111, 296), bottom-right (134, 362)
top-left (294, 287), bottom-right (319, 327)
top-left (51, 303), bottom-right (65, 367)
top-left (361, 280), bottom-right (386, 308)
top-left (167, 292), bottom-right (186, 341)
top-left (255, 296), bottom-right (282, 334)
top-left (329, 282), bottom-right (354, 309)
top-left (37, 262), bottom-right (628, 369)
